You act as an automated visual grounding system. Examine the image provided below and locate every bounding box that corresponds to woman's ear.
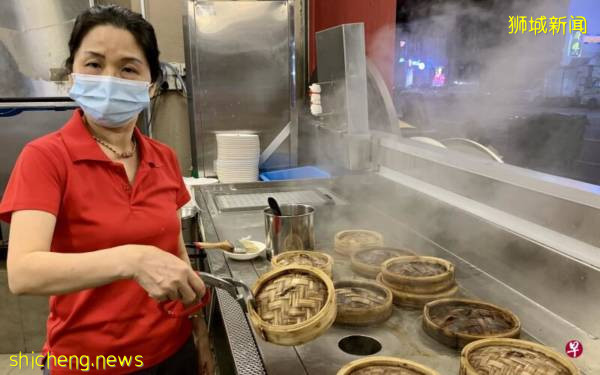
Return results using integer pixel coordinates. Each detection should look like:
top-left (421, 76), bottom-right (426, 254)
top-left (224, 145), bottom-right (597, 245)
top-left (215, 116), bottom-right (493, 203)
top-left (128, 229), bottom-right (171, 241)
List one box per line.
top-left (149, 82), bottom-right (158, 98)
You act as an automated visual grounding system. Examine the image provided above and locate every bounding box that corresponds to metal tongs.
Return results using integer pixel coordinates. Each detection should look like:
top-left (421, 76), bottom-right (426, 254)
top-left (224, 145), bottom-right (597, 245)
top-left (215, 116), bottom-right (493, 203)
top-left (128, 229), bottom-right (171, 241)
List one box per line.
top-left (161, 272), bottom-right (256, 318)
top-left (198, 272), bottom-right (256, 313)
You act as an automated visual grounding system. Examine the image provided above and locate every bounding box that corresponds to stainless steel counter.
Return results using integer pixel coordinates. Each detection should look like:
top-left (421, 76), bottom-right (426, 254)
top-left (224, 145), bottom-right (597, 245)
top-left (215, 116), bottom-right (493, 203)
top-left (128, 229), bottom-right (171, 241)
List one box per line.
top-left (194, 176), bottom-right (598, 375)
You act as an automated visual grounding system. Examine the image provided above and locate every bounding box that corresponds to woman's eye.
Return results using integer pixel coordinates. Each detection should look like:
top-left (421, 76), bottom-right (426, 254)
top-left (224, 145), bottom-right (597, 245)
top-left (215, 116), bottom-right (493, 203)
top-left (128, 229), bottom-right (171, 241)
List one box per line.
top-left (123, 67), bottom-right (138, 74)
top-left (85, 62), bottom-right (101, 69)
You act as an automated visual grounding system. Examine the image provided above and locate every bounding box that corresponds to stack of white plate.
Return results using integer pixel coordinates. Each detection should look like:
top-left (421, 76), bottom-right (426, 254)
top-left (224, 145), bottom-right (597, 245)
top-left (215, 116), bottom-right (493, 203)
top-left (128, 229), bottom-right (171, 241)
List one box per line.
top-left (215, 133), bottom-right (260, 183)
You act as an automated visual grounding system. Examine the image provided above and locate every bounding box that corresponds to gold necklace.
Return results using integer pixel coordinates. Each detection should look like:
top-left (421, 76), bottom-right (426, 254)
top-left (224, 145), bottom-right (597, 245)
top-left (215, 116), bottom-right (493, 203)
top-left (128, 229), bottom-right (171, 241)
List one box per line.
top-left (93, 136), bottom-right (137, 159)
top-left (82, 115), bottom-right (136, 159)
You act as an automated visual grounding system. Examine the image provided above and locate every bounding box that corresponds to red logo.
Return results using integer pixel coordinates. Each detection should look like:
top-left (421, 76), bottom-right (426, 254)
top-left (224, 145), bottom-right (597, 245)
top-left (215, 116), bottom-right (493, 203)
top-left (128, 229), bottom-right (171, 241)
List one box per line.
top-left (565, 340), bottom-right (583, 358)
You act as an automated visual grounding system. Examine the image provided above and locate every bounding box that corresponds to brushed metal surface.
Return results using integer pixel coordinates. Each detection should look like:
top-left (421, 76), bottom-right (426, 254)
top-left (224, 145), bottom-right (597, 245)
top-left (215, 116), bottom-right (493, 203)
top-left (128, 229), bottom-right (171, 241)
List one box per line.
top-left (376, 136), bottom-right (600, 251)
top-left (196, 177), bottom-right (598, 374)
top-left (0, 110), bottom-right (73, 194)
top-left (184, 1), bottom-right (294, 176)
top-left (264, 204), bottom-right (315, 254)
top-left (0, 0), bottom-right (89, 100)
top-left (316, 24), bottom-right (369, 135)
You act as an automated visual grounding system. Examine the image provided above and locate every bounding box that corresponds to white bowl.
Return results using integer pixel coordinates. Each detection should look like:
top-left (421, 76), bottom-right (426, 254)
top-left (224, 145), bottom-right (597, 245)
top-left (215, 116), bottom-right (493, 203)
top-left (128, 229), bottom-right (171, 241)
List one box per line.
top-left (224, 240), bottom-right (266, 261)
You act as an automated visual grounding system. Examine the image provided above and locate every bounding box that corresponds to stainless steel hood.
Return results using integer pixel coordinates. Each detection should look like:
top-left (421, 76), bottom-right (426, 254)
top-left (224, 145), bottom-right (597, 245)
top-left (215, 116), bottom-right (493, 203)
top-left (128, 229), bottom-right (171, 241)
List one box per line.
top-left (0, 0), bottom-right (90, 103)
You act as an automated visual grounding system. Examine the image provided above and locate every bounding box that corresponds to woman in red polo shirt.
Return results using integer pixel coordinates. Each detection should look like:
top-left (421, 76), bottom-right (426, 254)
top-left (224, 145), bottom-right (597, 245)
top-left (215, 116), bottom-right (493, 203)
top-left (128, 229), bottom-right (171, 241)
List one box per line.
top-left (0, 5), bottom-right (211, 375)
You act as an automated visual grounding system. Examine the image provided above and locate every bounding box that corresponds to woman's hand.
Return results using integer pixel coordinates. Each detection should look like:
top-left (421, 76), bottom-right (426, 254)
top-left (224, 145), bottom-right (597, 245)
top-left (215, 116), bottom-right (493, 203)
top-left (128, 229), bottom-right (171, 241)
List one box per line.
top-left (127, 245), bottom-right (205, 305)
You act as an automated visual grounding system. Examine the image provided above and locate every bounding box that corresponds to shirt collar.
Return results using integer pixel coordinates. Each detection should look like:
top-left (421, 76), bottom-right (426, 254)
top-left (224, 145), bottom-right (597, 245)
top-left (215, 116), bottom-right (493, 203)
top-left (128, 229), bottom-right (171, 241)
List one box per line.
top-left (60, 109), bottom-right (160, 167)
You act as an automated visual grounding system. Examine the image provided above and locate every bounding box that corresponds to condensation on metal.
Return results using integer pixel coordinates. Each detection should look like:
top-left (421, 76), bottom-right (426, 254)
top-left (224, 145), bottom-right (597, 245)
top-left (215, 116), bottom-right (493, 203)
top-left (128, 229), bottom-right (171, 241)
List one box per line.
top-left (207, 250), bottom-right (267, 375)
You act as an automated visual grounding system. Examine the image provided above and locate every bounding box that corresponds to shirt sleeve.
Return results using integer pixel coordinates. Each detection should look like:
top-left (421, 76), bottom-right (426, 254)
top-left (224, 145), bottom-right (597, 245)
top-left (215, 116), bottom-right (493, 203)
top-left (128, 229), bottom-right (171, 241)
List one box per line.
top-left (168, 149), bottom-right (191, 210)
top-left (0, 144), bottom-right (64, 223)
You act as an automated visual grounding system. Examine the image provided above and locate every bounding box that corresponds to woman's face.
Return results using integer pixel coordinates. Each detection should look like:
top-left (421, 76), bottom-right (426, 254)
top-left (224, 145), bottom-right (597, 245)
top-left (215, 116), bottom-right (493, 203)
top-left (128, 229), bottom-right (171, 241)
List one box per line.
top-left (71, 24), bottom-right (152, 83)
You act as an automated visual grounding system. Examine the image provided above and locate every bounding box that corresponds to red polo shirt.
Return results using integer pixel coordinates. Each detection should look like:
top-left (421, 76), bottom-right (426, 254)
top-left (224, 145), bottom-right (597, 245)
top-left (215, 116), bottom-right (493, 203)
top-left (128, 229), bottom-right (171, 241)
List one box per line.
top-left (0, 110), bottom-right (192, 374)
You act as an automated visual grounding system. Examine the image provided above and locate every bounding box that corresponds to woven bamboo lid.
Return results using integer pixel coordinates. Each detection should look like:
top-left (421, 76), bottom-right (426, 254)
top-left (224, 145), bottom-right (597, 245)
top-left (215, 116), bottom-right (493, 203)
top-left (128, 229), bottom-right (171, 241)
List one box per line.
top-left (381, 256), bottom-right (455, 293)
top-left (337, 356), bottom-right (440, 375)
top-left (376, 273), bottom-right (458, 309)
top-left (334, 230), bottom-right (384, 256)
top-left (334, 280), bottom-right (393, 326)
top-left (351, 247), bottom-right (416, 278)
top-left (460, 338), bottom-right (580, 375)
top-left (272, 251), bottom-right (334, 278)
top-left (423, 298), bottom-right (521, 349)
top-left (248, 265), bottom-right (336, 346)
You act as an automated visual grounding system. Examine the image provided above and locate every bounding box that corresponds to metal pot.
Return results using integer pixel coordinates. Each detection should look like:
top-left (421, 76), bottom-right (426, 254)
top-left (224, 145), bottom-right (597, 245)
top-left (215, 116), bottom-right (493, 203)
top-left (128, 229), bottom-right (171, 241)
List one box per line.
top-left (264, 204), bottom-right (315, 257)
top-left (181, 205), bottom-right (199, 244)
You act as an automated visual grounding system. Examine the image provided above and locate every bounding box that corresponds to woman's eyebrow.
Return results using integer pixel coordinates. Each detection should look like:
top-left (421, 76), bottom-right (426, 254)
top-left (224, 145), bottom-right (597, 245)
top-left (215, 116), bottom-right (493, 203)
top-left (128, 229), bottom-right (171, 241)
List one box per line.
top-left (82, 50), bottom-right (105, 59)
top-left (121, 57), bottom-right (144, 65)
top-left (82, 51), bottom-right (143, 65)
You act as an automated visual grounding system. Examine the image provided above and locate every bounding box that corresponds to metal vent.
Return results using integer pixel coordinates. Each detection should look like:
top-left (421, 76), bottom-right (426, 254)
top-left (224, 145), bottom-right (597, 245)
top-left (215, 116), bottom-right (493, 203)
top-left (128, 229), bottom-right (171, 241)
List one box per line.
top-left (215, 190), bottom-right (329, 211)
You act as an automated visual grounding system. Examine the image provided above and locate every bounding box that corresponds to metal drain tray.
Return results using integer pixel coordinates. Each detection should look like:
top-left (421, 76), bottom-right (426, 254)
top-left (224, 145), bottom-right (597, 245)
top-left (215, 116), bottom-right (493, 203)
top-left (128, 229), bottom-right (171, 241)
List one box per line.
top-left (214, 189), bottom-right (334, 212)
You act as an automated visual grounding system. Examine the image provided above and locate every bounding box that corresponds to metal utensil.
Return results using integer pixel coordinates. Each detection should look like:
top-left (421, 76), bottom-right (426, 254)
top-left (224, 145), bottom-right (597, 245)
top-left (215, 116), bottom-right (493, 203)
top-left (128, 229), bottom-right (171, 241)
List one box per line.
top-left (234, 235), bottom-right (252, 254)
top-left (160, 272), bottom-right (256, 317)
top-left (200, 273), bottom-right (256, 313)
top-left (268, 196), bottom-right (282, 216)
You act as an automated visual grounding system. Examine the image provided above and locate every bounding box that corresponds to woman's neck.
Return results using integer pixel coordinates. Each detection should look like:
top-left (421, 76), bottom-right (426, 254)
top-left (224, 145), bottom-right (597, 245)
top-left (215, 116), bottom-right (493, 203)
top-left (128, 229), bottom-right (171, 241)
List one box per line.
top-left (83, 114), bottom-right (137, 150)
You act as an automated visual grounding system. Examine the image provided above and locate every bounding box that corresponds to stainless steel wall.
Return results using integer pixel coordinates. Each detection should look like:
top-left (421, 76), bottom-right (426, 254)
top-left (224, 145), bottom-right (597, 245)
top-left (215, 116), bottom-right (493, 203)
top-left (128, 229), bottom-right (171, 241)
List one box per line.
top-left (316, 23), bottom-right (369, 135)
top-left (184, 0), bottom-right (300, 176)
top-left (0, 0), bottom-right (89, 100)
top-left (0, 111), bottom-right (73, 193)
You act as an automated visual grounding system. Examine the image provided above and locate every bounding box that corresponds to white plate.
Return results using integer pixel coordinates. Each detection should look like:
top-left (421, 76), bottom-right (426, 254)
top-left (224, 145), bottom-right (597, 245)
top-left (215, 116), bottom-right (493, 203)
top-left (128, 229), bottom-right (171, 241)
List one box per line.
top-left (215, 160), bottom-right (259, 166)
top-left (224, 240), bottom-right (266, 260)
top-left (183, 177), bottom-right (219, 186)
top-left (216, 133), bottom-right (259, 138)
top-left (219, 180), bottom-right (258, 183)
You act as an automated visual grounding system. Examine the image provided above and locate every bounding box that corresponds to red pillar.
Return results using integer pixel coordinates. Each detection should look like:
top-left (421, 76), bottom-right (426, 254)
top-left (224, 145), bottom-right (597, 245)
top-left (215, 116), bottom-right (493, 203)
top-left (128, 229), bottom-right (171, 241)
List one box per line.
top-left (309, 0), bottom-right (398, 90)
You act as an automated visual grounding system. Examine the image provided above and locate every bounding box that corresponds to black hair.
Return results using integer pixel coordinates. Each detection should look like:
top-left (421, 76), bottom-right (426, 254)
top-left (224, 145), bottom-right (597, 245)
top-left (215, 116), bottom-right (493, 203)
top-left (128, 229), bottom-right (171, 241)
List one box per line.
top-left (65, 4), bottom-right (161, 82)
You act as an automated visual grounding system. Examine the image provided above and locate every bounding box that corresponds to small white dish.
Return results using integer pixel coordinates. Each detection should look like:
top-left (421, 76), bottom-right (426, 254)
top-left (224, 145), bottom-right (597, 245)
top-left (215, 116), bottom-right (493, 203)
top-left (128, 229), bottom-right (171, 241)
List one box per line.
top-left (224, 240), bottom-right (267, 261)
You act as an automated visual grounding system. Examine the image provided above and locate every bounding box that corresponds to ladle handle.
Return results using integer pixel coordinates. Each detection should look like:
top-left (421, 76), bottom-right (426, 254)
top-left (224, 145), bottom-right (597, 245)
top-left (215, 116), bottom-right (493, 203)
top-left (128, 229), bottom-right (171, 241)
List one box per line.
top-left (268, 197), bottom-right (282, 216)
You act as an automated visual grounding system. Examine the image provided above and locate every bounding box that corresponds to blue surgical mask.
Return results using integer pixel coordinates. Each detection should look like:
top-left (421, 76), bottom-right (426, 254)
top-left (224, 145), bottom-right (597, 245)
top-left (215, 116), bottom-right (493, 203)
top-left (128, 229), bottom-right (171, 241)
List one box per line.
top-left (68, 73), bottom-right (150, 128)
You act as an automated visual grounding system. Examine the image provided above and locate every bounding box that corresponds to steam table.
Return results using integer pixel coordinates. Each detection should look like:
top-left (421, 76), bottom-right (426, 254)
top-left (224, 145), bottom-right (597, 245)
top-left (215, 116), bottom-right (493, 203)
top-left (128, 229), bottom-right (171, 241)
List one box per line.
top-left (194, 176), bottom-right (589, 375)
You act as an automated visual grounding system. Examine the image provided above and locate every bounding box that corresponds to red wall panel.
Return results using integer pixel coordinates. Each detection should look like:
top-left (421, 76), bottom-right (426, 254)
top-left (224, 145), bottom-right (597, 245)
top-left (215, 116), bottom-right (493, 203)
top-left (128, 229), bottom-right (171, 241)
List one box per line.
top-left (309, 0), bottom-right (397, 89)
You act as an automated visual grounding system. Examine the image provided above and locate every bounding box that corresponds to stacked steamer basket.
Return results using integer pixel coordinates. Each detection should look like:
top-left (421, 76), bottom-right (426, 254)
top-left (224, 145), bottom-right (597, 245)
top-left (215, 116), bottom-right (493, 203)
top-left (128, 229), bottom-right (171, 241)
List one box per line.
top-left (334, 230), bottom-right (384, 256)
top-left (351, 247), bottom-right (416, 278)
top-left (248, 265), bottom-right (336, 346)
top-left (215, 133), bottom-right (260, 183)
top-left (460, 338), bottom-right (579, 375)
top-left (337, 356), bottom-right (441, 375)
top-left (422, 298), bottom-right (521, 349)
top-left (271, 251), bottom-right (334, 278)
top-left (377, 256), bottom-right (458, 308)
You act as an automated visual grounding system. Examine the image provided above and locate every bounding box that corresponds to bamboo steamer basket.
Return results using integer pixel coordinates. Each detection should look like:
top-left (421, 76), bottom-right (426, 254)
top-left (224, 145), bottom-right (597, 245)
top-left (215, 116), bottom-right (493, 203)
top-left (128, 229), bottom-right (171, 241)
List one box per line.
top-left (460, 338), bottom-right (580, 375)
top-left (381, 256), bottom-right (455, 294)
top-left (351, 247), bottom-right (416, 278)
top-left (271, 250), bottom-right (333, 278)
top-left (337, 356), bottom-right (441, 375)
top-left (376, 273), bottom-right (458, 309)
top-left (334, 280), bottom-right (393, 326)
top-left (248, 265), bottom-right (336, 346)
top-left (422, 298), bottom-right (521, 349)
top-left (334, 230), bottom-right (384, 256)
